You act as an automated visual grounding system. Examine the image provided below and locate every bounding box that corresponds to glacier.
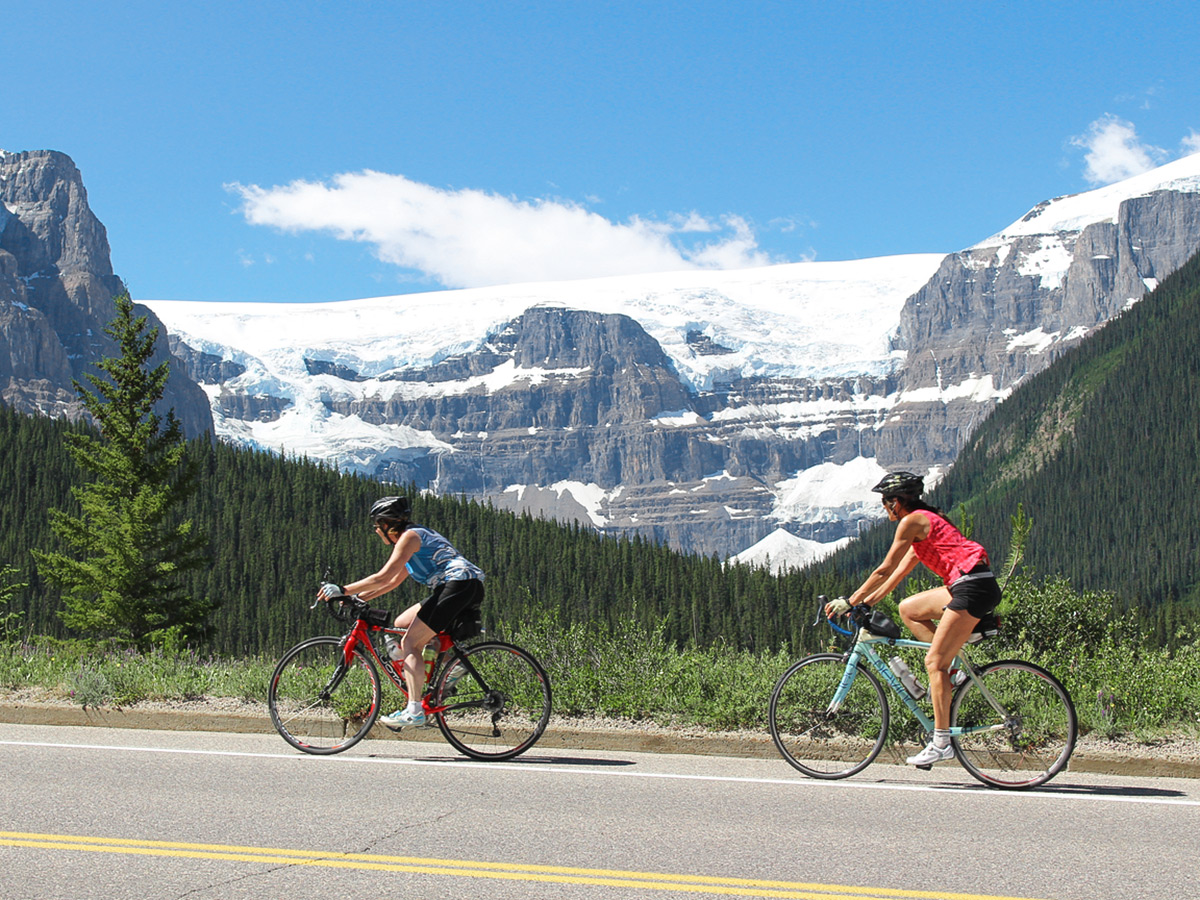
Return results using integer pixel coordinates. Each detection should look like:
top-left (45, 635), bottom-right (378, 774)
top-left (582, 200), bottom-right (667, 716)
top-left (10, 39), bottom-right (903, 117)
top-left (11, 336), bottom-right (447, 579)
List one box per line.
top-left (144, 151), bottom-right (1200, 567)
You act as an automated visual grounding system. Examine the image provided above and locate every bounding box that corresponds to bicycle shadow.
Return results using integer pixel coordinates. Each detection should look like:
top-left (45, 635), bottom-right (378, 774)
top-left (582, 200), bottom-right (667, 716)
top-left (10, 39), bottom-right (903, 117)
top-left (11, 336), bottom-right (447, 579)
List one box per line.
top-left (891, 777), bottom-right (1189, 799)
top-left (365, 749), bottom-right (636, 767)
top-left (418, 754), bottom-right (636, 767)
top-left (1020, 781), bottom-right (1189, 799)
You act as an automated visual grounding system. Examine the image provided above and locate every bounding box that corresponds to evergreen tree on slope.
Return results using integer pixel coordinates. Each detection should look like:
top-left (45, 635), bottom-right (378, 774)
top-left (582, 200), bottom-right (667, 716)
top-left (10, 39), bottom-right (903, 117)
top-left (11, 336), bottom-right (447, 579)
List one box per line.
top-left (33, 295), bottom-right (213, 648)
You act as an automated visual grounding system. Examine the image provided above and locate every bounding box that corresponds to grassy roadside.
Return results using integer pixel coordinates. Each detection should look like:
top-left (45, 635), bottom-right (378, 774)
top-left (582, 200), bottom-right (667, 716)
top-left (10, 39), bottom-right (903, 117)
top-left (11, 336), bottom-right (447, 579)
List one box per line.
top-left (2, 597), bottom-right (1199, 743)
top-left (0, 625), bottom-right (792, 732)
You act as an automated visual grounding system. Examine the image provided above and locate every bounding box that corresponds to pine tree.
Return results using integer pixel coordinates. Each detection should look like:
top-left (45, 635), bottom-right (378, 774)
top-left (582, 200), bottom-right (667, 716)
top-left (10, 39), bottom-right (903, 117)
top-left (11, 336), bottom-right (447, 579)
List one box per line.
top-left (0, 563), bottom-right (28, 642)
top-left (32, 295), bottom-right (213, 648)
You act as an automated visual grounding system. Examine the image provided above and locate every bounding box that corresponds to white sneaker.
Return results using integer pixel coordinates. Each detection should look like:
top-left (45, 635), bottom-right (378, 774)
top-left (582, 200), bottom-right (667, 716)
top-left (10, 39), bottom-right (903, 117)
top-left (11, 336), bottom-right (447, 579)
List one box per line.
top-left (907, 741), bottom-right (955, 766)
top-left (379, 708), bottom-right (426, 730)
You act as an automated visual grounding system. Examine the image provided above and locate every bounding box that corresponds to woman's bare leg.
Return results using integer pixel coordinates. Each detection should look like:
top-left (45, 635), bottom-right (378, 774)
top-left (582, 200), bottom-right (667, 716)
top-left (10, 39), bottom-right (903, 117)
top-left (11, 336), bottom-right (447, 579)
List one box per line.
top-left (394, 602), bottom-right (436, 702)
top-left (898, 587), bottom-right (951, 643)
top-left (924, 608), bottom-right (979, 730)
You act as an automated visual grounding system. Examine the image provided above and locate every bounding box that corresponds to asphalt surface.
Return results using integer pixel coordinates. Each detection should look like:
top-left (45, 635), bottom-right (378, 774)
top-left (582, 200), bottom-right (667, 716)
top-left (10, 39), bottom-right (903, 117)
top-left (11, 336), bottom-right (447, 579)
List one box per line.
top-left (3, 723), bottom-right (1199, 900)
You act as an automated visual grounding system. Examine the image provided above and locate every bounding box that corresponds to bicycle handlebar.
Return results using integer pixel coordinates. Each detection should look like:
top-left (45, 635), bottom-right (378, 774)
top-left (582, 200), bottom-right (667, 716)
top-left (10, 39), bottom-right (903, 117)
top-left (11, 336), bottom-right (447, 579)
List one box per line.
top-left (814, 594), bottom-right (866, 637)
top-left (313, 592), bottom-right (392, 627)
top-left (310, 567), bottom-right (392, 626)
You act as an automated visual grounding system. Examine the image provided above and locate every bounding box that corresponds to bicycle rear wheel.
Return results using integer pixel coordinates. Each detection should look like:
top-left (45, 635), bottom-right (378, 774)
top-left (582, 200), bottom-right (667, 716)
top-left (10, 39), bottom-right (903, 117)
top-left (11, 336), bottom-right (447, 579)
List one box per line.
top-left (268, 636), bottom-right (382, 754)
top-left (950, 659), bottom-right (1077, 789)
top-left (769, 653), bottom-right (889, 779)
top-left (434, 641), bottom-right (552, 761)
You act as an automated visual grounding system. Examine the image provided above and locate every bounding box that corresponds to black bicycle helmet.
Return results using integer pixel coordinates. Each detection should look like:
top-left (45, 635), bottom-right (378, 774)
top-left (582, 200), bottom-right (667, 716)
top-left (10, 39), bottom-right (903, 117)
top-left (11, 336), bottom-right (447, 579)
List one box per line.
top-left (369, 495), bottom-right (410, 523)
top-left (871, 471), bottom-right (924, 498)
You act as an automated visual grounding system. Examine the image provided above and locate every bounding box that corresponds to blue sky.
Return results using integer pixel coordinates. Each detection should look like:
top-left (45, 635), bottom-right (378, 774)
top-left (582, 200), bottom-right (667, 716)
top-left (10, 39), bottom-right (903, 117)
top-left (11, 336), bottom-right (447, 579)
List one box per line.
top-left (5, 1), bottom-right (1198, 303)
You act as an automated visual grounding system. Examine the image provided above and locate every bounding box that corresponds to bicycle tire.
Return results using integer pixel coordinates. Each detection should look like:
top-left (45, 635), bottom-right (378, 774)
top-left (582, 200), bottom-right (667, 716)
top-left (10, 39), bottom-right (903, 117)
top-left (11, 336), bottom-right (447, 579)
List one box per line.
top-left (769, 653), bottom-right (890, 779)
top-left (268, 635), bottom-right (382, 755)
top-left (950, 659), bottom-right (1077, 789)
top-left (433, 640), bottom-right (552, 761)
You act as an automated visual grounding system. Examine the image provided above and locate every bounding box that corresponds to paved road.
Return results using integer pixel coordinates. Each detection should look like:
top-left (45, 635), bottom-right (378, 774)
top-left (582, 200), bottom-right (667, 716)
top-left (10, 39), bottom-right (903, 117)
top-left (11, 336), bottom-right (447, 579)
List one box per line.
top-left (1, 723), bottom-right (1197, 899)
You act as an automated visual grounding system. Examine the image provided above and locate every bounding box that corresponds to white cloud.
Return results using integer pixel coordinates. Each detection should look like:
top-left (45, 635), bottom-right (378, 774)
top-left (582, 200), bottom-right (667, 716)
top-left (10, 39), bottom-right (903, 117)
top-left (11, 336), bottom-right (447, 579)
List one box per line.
top-left (229, 171), bottom-right (773, 289)
top-left (1070, 115), bottom-right (1167, 186)
top-left (1183, 131), bottom-right (1200, 155)
top-left (686, 215), bottom-right (771, 268)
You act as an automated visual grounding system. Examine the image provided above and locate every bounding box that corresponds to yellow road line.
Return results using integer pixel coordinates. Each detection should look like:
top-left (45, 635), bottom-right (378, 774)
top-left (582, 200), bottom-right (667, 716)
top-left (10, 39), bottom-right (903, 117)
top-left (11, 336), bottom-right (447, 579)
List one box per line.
top-left (0, 832), bottom-right (1054, 900)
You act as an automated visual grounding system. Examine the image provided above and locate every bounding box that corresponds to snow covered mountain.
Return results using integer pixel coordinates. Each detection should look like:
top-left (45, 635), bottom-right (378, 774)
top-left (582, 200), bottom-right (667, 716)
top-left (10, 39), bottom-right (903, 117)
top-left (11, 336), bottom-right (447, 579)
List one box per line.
top-left (144, 153), bottom-right (1200, 563)
top-left (149, 256), bottom-right (940, 555)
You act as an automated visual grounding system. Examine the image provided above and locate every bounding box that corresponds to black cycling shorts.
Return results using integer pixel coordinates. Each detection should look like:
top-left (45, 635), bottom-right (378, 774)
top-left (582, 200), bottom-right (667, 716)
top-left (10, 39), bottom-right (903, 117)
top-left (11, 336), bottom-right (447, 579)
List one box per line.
top-left (416, 578), bottom-right (484, 634)
top-left (945, 569), bottom-right (1001, 620)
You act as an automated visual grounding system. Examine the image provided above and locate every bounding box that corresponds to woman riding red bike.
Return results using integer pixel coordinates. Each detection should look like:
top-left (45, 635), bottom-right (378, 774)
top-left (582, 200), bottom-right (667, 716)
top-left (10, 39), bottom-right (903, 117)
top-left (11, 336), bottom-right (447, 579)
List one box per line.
top-left (825, 471), bottom-right (1000, 767)
top-left (317, 496), bottom-right (484, 729)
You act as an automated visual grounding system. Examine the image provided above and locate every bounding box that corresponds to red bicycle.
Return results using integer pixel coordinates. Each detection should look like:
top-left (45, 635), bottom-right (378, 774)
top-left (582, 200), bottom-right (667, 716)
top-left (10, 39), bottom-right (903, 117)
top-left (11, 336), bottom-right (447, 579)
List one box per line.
top-left (268, 593), bottom-right (552, 760)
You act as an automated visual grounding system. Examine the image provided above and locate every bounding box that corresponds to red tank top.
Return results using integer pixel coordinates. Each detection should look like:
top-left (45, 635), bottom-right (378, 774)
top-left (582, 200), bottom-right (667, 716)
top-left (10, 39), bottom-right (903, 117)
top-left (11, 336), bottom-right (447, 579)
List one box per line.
top-left (910, 509), bottom-right (988, 585)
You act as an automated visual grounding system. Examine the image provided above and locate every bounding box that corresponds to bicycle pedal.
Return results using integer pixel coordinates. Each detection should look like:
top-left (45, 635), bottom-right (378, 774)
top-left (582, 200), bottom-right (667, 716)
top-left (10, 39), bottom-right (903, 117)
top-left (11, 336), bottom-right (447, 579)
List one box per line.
top-left (915, 764), bottom-right (933, 771)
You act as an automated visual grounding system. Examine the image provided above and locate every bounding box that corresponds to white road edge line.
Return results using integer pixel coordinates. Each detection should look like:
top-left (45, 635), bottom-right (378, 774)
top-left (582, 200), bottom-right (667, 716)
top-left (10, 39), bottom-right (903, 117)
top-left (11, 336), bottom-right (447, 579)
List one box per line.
top-left (2, 738), bottom-right (1197, 808)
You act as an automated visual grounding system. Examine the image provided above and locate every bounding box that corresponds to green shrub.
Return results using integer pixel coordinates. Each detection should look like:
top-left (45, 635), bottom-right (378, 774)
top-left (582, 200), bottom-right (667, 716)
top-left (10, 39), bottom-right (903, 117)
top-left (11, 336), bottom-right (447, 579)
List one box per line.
top-left (66, 667), bottom-right (111, 708)
top-left (980, 574), bottom-right (1200, 738)
top-left (0, 639), bottom-right (273, 707)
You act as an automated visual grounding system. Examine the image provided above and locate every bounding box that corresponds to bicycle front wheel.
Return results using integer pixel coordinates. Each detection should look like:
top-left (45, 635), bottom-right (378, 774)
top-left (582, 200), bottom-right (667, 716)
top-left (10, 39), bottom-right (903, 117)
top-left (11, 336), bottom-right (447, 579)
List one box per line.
top-left (951, 659), bottom-right (1077, 789)
top-left (268, 636), bottom-right (382, 755)
top-left (769, 653), bottom-right (889, 779)
top-left (434, 641), bottom-right (552, 761)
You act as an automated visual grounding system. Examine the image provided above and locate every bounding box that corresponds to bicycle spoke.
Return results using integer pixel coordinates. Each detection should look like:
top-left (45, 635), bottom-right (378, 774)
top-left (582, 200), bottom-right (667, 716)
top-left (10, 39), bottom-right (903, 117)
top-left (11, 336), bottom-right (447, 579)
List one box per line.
top-left (434, 641), bottom-right (551, 760)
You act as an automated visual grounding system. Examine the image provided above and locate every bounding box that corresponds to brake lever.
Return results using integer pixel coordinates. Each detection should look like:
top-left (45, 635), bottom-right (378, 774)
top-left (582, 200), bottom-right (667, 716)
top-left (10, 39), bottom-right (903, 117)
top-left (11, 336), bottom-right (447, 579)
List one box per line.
top-left (312, 565), bottom-right (335, 609)
top-left (813, 594), bottom-right (828, 626)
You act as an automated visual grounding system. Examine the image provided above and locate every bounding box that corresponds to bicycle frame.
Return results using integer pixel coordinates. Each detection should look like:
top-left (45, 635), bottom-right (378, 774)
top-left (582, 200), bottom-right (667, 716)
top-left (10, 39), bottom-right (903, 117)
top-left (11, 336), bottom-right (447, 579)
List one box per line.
top-left (336, 618), bottom-right (485, 719)
top-left (834, 629), bottom-right (1010, 740)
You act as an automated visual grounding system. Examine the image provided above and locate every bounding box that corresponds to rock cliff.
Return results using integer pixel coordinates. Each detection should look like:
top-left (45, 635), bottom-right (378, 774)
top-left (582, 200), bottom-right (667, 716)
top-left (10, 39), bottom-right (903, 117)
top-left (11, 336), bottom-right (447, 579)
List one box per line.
top-left (881, 182), bottom-right (1200, 474)
top-left (0, 150), bottom-right (212, 436)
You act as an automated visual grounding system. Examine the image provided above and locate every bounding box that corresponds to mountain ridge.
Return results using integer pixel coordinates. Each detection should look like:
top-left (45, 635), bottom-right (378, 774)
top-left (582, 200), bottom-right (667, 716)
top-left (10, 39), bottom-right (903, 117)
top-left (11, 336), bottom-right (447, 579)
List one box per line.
top-left (0, 149), bottom-right (213, 437)
top-left (918, 245), bottom-right (1200, 607)
top-left (7, 146), bottom-right (1200, 562)
top-left (145, 153), bottom-right (1200, 560)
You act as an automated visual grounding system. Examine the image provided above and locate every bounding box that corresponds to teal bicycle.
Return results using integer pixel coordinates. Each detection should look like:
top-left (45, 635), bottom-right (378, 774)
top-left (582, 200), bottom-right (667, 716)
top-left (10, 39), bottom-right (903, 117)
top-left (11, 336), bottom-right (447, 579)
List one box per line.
top-left (768, 599), bottom-right (1077, 789)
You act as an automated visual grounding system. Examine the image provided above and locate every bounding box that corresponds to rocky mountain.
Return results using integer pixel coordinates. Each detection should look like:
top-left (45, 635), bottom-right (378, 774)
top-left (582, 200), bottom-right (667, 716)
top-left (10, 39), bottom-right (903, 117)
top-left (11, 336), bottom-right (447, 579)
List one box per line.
top-left (880, 155), bottom-right (1200, 474)
top-left (146, 154), bottom-right (1200, 563)
top-left (148, 255), bottom-right (943, 559)
top-left (10, 148), bottom-right (1200, 564)
top-left (0, 150), bottom-right (212, 437)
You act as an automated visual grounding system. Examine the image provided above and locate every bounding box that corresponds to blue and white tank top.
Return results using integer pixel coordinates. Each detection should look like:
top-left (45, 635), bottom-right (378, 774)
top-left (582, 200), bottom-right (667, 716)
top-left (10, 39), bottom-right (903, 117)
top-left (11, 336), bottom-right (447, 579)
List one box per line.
top-left (404, 526), bottom-right (484, 587)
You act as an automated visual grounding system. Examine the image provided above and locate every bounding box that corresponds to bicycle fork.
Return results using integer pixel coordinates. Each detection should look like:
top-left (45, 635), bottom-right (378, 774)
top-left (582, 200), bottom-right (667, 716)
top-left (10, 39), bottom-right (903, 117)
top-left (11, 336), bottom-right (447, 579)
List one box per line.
top-left (320, 633), bottom-right (365, 699)
top-left (828, 650), bottom-right (865, 714)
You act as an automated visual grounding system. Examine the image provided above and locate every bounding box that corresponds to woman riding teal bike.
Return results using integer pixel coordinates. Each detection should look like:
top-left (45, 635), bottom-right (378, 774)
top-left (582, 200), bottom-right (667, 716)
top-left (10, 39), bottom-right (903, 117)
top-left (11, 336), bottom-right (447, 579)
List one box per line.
top-left (825, 471), bottom-right (1001, 767)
